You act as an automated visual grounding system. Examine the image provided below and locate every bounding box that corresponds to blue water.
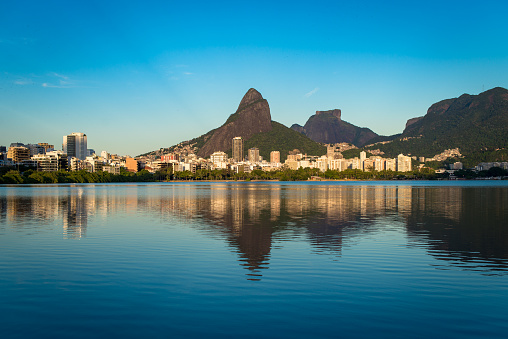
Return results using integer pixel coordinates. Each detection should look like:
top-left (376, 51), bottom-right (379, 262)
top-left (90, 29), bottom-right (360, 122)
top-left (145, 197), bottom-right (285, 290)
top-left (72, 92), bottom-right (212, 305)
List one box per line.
top-left (1, 181), bottom-right (507, 338)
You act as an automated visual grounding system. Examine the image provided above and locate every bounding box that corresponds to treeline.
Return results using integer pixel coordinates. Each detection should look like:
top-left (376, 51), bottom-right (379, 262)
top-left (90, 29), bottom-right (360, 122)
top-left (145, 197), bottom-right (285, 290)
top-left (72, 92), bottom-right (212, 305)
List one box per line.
top-left (0, 168), bottom-right (158, 184)
top-left (1, 166), bottom-right (506, 185)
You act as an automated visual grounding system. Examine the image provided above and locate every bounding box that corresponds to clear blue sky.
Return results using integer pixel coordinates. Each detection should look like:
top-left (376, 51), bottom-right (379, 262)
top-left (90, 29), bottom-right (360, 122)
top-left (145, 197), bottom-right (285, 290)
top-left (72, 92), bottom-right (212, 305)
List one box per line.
top-left (1, 0), bottom-right (507, 156)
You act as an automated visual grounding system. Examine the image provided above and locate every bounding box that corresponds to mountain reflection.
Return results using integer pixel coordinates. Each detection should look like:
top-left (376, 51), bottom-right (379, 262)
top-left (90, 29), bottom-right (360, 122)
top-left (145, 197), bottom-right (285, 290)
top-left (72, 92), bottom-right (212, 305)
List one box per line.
top-left (1, 183), bottom-right (507, 279)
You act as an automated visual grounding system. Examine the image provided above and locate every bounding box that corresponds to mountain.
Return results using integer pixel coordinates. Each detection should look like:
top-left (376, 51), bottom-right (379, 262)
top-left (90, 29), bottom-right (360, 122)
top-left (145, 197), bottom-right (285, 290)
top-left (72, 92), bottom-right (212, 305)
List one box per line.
top-left (291, 109), bottom-right (379, 147)
top-left (196, 88), bottom-right (272, 158)
top-left (149, 88), bottom-right (326, 160)
top-left (366, 87), bottom-right (508, 161)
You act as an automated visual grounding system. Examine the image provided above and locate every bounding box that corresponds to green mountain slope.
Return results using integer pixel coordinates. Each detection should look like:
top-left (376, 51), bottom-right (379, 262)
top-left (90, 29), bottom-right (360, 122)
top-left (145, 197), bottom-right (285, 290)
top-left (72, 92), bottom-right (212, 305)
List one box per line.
top-left (243, 121), bottom-right (326, 161)
top-left (366, 87), bottom-right (508, 159)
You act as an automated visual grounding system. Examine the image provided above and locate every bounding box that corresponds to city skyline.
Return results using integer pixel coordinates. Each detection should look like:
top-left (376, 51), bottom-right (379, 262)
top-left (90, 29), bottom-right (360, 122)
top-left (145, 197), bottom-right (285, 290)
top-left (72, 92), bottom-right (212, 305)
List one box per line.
top-left (2, 1), bottom-right (508, 155)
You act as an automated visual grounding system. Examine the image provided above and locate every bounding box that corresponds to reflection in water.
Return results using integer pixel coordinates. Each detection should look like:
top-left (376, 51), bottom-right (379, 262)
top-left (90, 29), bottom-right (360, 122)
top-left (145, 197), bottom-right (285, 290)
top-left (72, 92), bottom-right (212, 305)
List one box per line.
top-left (1, 183), bottom-right (507, 279)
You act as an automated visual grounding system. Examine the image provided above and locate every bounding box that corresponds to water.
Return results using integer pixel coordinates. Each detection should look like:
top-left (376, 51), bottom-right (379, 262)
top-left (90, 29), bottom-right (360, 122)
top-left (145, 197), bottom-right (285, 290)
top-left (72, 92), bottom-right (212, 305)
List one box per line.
top-left (1, 181), bottom-right (507, 338)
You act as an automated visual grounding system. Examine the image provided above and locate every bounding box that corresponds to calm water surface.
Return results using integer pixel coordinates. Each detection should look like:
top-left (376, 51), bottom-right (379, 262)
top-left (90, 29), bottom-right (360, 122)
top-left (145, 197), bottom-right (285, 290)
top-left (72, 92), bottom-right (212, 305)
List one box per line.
top-left (1, 181), bottom-right (507, 338)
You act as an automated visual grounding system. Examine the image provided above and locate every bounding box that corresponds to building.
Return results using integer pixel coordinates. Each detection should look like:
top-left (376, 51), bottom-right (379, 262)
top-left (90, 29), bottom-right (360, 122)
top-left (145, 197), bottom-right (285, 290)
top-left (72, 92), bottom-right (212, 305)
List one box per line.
top-left (84, 156), bottom-right (103, 173)
top-left (248, 147), bottom-right (260, 163)
top-left (126, 157), bottom-right (140, 172)
top-left (360, 151), bottom-right (367, 162)
top-left (373, 158), bottom-right (385, 171)
top-left (363, 158), bottom-right (375, 171)
top-left (397, 154), bottom-right (412, 172)
top-left (7, 146), bottom-right (31, 164)
top-left (38, 143), bottom-right (54, 152)
top-left (450, 162), bottom-right (463, 170)
top-left (287, 150), bottom-right (303, 162)
top-left (63, 132), bottom-right (87, 160)
top-left (210, 151), bottom-right (228, 164)
top-left (161, 154), bottom-right (180, 162)
top-left (270, 151), bottom-right (280, 163)
top-left (103, 165), bottom-right (121, 175)
top-left (32, 151), bottom-right (68, 172)
top-left (232, 137), bottom-right (243, 162)
top-left (27, 144), bottom-right (46, 156)
top-left (385, 158), bottom-right (396, 171)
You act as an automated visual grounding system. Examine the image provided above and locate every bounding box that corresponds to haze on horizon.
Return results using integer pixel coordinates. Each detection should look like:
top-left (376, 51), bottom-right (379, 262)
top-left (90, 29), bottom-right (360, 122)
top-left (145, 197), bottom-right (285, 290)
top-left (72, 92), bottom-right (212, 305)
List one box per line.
top-left (1, 0), bottom-right (507, 156)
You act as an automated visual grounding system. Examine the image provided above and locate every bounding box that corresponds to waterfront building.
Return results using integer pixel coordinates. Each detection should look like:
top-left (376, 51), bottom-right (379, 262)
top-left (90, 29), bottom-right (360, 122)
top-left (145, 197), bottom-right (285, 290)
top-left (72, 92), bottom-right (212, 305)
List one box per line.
top-left (363, 158), bottom-right (375, 172)
top-left (351, 158), bottom-right (361, 170)
top-left (210, 151), bottom-right (228, 164)
top-left (385, 158), bottom-right (396, 171)
top-left (373, 158), bottom-right (385, 171)
top-left (248, 147), bottom-right (260, 163)
top-left (315, 156), bottom-right (328, 172)
top-left (103, 165), bottom-right (121, 175)
top-left (63, 132), bottom-right (87, 160)
top-left (7, 146), bottom-right (31, 164)
top-left (328, 159), bottom-right (348, 171)
top-left (32, 151), bottom-right (68, 172)
top-left (476, 162), bottom-right (508, 171)
top-left (84, 156), bottom-right (103, 173)
top-left (69, 157), bottom-right (85, 171)
top-left (270, 151), bottom-right (280, 164)
top-left (397, 154), bottom-right (412, 172)
top-left (232, 137), bottom-right (243, 162)
top-left (287, 150), bottom-right (303, 162)
top-left (126, 157), bottom-right (140, 172)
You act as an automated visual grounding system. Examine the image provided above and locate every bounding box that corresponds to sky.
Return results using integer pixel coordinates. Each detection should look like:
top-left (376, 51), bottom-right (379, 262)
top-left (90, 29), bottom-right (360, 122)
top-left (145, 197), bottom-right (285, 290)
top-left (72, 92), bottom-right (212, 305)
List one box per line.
top-left (1, 0), bottom-right (508, 156)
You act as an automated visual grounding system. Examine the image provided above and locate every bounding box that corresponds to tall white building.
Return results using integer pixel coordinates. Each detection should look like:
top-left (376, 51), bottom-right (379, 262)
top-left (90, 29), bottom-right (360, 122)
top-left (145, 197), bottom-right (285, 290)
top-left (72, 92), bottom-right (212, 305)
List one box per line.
top-left (63, 132), bottom-right (87, 160)
top-left (397, 154), bottom-right (412, 172)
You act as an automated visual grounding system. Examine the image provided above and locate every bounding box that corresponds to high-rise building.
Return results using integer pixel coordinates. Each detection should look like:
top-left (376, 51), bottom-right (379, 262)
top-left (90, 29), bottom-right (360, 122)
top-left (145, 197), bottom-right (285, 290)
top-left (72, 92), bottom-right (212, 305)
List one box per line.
top-left (248, 147), bottom-right (260, 163)
top-left (270, 151), bottom-right (280, 163)
top-left (63, 132), bottom-right (87, 160)
top-left (397, 154), bottom-right (412, 172)
top-left (232, 137), bottom-right (243, 162)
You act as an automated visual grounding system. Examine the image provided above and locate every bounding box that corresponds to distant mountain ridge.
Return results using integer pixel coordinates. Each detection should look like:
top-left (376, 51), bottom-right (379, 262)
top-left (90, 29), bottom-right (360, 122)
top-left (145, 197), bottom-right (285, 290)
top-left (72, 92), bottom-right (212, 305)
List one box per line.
top-left (366, 87), bottom-right (508, 161)
top-left (145, 87), bottom-right (508, 166)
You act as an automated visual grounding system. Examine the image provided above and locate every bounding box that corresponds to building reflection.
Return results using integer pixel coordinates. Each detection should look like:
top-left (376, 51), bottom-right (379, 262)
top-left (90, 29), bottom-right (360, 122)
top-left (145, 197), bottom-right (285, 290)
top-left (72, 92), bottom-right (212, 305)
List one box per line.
top-left (1, 183), bottom-right (507, 279)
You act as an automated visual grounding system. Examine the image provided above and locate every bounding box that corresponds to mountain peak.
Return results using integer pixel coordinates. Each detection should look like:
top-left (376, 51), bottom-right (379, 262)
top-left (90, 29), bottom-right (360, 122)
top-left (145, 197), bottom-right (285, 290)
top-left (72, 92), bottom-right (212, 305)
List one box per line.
top-left (316, 109), bottom-right (341, 120)
top-left (196, 88), bottom-right (272, 158)
top-left (237, 88), bottom-right (264, 111)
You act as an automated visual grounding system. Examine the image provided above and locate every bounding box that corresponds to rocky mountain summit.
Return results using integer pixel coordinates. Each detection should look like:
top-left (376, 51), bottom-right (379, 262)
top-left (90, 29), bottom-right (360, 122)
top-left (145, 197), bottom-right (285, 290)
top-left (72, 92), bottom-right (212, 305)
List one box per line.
top-left (291, 109), bottom-right (379, 147)
top-left (197, 88), bottom-right (272, 158)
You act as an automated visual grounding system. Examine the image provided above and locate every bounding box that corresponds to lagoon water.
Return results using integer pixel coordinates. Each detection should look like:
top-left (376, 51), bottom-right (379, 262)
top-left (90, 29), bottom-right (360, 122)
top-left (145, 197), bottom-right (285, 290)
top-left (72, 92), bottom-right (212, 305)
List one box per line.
top-left (1, 181), bottom-right (508, 338)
